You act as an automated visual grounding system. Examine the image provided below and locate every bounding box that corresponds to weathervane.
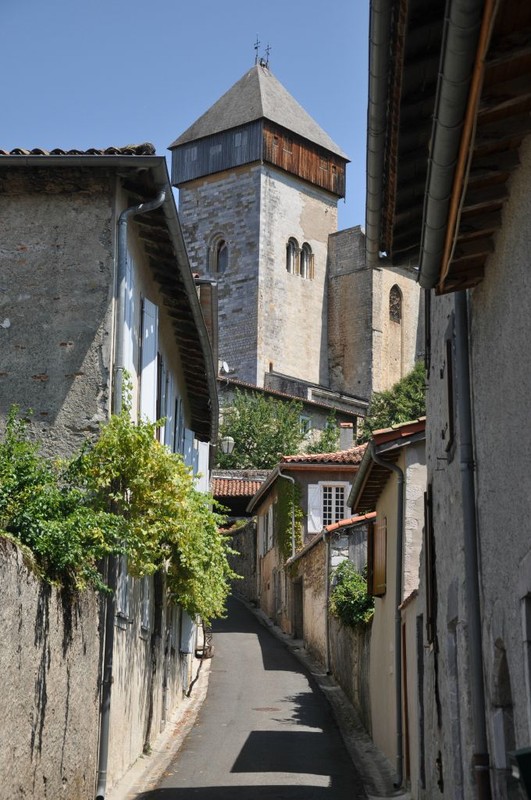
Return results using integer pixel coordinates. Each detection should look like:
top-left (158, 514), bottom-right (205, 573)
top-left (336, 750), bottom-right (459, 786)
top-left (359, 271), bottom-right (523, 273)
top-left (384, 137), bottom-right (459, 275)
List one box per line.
top-left (253, 37), bottom-right (271, 68)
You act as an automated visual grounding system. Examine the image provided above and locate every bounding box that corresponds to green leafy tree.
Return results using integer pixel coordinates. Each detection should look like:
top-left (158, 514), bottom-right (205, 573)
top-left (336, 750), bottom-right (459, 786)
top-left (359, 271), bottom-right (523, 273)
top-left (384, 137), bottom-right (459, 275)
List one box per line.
top-left (359, 360), bottom-right (426, 442)
top-left (306, 410), bottom-right (340, 454)
top-left (217, 390), bottom-right (304, 469)
top-left (329, 560), bottom-right (374, 627)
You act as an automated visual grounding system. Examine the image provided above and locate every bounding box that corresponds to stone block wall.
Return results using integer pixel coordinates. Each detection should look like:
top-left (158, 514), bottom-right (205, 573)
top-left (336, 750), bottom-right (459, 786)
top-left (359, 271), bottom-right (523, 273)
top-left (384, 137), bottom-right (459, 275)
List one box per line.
top-left (328, 226), bottom-right (373, 401)
top-left (257, 167), bottom-right (337, 387)
top-left (0, 537), bottom-right (101, 800)
top-left (178, 166), bottom-right (261, 384)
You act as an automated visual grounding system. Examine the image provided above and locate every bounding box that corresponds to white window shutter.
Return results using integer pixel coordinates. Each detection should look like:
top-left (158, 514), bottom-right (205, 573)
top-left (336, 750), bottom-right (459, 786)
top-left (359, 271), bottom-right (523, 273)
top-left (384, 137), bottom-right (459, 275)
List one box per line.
top-left (307, 484), bottom-right (322, 534)
top-left (183, 428), bottom-right (194, 468)
top-left (140, 298), bottom-right (158, 422)
top-left (164, 373), bottom-right (174, 448)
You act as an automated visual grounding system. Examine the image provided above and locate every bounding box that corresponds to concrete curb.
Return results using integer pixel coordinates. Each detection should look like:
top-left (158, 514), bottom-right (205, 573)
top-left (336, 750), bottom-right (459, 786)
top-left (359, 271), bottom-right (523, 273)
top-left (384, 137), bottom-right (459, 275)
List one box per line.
top-left (107, 655), bottom-right (212, 800)
top-left (234, 593), bottom-right (411, 800)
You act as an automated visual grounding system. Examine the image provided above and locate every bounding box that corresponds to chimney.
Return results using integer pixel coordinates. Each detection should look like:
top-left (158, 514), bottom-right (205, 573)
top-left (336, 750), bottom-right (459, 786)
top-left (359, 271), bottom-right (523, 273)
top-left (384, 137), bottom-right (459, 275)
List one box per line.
top-left (339, 422), bottom-right (354, 451)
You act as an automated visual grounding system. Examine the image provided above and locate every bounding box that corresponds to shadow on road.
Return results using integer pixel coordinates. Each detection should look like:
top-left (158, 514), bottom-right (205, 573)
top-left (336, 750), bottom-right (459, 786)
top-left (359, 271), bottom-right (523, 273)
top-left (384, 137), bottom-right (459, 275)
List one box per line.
top-left (136, 784), bottom-right (348, 799)
top-left (211, 597), bottom-right (307, 673)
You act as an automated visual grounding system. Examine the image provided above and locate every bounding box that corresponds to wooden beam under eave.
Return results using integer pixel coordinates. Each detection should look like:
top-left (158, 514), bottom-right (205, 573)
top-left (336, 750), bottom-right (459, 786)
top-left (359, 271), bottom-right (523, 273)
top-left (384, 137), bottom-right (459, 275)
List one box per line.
top-left (452, 236), bottom-right (495, 261)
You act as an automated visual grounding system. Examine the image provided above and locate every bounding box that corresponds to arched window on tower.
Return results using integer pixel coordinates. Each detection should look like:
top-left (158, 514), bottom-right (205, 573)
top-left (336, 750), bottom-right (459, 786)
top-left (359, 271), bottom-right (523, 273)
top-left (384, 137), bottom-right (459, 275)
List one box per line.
top-left (300, 243), bottom-right (313, 280)
top-left (286, 237), bottom-right (299, 274)
top-left (389, 284), bottom-right (402, 323)
top-left (209, 234), bottom-right (229, 274)
top-left (216, 240), bottom-right (228, 273)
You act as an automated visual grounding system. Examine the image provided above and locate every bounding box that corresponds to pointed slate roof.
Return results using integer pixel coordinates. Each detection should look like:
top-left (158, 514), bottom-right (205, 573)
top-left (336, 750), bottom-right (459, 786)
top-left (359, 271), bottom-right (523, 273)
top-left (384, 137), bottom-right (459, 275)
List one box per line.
top-left (170, 64), bottom-right (348, 160)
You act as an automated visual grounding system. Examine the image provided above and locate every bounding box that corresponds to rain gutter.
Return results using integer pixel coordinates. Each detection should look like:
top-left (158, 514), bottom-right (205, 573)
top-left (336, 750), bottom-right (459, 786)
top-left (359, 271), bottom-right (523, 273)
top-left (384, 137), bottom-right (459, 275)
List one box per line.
top-left (418, 0), bottom-right (485, 289)
top-left (366, 0), bottom-right (393, 265)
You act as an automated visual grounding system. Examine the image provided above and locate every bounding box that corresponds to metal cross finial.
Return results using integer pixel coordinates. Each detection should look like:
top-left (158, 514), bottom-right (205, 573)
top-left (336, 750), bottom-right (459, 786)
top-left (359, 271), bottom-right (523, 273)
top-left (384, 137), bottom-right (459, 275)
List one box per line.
top-left (254, 35), bottom-right (260, 64)
top-left (265, 43), bottom-right (271, 67)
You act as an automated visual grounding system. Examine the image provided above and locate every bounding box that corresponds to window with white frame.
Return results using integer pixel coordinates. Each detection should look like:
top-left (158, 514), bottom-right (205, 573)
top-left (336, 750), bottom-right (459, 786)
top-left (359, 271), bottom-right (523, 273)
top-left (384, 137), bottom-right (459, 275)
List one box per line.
top-left (307, 481), bottom-right (350, 534)
top-left (322, 484), bottom-right (346, 526)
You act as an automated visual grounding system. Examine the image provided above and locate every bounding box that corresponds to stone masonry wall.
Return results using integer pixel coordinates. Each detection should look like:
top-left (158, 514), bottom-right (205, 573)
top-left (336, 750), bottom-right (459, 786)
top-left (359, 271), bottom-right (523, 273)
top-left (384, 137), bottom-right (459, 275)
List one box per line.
top-left (258, 167), bottom-right (337, 387)
top-left (0, 537), bottom-right (101, 800)
top-left (178, 166), bottom-right (261, 384)
top-left (0, 168), bottom-right (114, 457)
top-left (328, 226), bottom-right (373, 400)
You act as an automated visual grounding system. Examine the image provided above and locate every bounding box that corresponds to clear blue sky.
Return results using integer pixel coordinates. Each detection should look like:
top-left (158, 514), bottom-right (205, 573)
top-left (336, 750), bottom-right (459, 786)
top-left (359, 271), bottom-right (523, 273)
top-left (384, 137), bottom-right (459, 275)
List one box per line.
top-left (1, 0), bottom-right (369, 228)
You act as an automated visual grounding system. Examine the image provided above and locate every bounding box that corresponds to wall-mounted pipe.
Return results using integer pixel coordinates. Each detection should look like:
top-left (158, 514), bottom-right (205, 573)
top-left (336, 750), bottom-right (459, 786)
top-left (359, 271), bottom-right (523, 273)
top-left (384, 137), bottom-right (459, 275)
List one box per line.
top-left (454, 290), bottom-right (492, 800)
top-left (365, 0), bottom-right (393, 264)
top-left (370, 443), bottom-right (404, 789)
top-left (418, 0), bottom-right (484, 288)
top-left (96, 189), bottom-right (166, 800)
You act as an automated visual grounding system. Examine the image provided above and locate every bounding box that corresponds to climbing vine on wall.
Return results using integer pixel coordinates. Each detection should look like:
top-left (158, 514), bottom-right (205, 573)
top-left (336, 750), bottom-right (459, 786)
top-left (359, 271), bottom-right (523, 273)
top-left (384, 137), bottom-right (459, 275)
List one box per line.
top-left (275, 480), bottom-right (304, 563)
top-left (0, 399), bottom-right (237, 622)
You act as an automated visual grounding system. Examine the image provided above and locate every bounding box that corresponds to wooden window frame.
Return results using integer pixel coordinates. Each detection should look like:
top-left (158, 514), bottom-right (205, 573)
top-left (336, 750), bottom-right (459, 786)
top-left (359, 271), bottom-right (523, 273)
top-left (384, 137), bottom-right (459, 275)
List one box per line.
top-left (367, 517), bottom-right (387, 596)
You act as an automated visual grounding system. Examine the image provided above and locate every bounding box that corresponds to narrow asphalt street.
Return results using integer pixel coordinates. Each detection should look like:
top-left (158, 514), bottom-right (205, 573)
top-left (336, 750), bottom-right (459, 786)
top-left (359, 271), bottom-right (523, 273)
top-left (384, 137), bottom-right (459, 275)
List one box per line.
top-left (136, 597), bottom-right (365, 799)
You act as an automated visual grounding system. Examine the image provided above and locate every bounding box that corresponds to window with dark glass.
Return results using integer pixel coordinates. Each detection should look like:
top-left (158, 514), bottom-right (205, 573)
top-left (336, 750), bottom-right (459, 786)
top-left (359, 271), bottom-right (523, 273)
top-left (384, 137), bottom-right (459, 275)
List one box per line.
top-left (300, 243), bottom-right (312, 279)
top-left (390, 284), bottom-right (402, 322)
top-left (286, 237), bottom-right (299, 274)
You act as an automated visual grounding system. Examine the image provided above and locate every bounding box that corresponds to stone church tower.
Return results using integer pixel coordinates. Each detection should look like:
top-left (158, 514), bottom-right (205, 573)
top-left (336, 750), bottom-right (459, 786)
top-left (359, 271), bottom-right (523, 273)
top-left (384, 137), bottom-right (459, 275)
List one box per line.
top-left (170, 63), bottom-right (349, 390)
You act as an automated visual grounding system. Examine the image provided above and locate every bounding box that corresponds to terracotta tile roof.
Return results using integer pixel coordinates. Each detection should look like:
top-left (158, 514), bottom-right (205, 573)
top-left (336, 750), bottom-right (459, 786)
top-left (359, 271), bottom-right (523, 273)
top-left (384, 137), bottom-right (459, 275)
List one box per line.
top-left (212, 471), bottom-right (269, 498)
top-left (281, 444), bottom-right (367, 465)
top-left (324, 511), bottom-right (377, 533)
top-left (0, 143), bottom-right (156, 156)
top-left (372, 417), bottom-right (426, 445)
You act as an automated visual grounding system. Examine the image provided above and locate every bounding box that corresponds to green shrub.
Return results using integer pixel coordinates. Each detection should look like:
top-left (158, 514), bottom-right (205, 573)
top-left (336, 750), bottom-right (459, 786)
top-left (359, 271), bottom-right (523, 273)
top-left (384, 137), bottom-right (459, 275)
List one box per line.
top-left (329, 560), bottom-right (374, 627)
top-left (359, 360), bottom-right (426, 442)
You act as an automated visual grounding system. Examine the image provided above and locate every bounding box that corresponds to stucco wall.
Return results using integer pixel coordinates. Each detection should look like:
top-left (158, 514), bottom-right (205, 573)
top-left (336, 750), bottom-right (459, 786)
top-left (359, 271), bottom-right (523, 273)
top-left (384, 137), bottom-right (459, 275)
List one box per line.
top-left (0, 168), bottom-right (114, 457)
top-left (0, 537), bottom-right (101, 800)
top-left (424, 134), bottom-right (531, 799)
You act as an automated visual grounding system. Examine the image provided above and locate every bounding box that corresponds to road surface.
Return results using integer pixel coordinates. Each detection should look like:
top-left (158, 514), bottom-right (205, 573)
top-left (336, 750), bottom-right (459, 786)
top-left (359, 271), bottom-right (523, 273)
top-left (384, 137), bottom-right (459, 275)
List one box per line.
top-left (136, 597), bottom-right (365, 799)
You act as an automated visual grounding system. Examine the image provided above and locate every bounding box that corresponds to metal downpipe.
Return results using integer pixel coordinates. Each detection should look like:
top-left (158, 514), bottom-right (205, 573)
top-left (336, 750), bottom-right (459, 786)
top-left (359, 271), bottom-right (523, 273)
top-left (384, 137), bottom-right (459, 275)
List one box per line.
top-left (454, 290), bottom-right (492, 799)
top-left (370, 442), bottom-right (405, 789)
top-left (96, 190), bottom-right (165, 800)
top-left (366, 0), bottom-right (393, 264)
top-left (418, 0), bottom-right (484, 288)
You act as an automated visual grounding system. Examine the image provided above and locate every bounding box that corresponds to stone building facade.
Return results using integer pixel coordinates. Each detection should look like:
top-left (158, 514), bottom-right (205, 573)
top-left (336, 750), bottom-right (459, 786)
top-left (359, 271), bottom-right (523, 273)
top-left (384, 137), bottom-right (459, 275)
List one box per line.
top-left (170, 63), bottom-right (423, 420)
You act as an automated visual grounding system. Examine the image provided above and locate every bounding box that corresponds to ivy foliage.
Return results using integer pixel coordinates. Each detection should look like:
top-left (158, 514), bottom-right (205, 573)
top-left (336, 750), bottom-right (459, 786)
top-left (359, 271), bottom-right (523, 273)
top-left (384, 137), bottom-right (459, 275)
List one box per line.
top-left (275, 480), bottom-right (304, 563)
top-left (329, 560), bottom-right (374, 628)
top-left (0, 401), bottom-right (237, 622)
top-left (217, 390), bottom-right (304, 469)
top-left (359, 361), bottom-right (426, 442)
